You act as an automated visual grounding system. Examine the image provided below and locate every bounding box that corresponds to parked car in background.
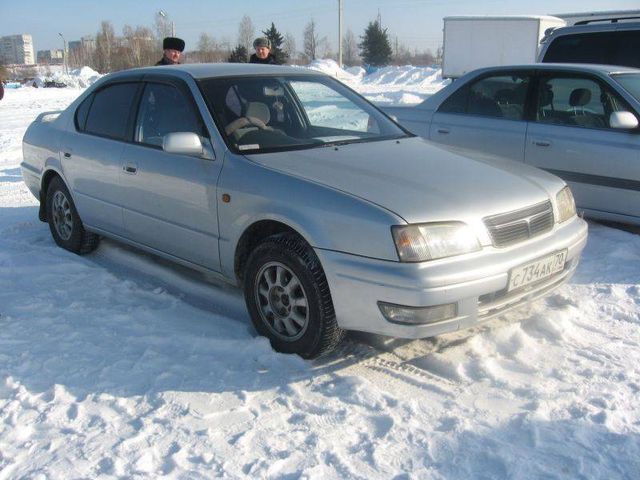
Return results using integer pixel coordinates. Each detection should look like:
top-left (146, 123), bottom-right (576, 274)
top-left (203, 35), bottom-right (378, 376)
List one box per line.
top-left (384, 64), bottom-right (640, 226)
top-left (539, 20), bottom-right (640, 68)
top-left (21, 64), bottom-right (587, 358)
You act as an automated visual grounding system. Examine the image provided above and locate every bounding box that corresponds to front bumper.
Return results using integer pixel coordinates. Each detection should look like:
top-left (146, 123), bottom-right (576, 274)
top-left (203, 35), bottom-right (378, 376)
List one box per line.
top-left (315, 216), bottom-right (588, 338)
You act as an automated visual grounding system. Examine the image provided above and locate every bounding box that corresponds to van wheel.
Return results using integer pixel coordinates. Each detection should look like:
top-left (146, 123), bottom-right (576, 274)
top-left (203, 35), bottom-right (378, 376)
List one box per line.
top-left (244, 233), bottom-right (344, 358)
top-left (46, 176), bottom-right (100, 254)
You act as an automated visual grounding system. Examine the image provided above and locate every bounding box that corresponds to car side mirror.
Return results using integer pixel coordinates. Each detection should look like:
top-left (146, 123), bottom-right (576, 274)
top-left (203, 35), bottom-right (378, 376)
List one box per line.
top-left (609, 111), bottom-right (639, 130)
top-left (163, 132), bottom-right (204, 156)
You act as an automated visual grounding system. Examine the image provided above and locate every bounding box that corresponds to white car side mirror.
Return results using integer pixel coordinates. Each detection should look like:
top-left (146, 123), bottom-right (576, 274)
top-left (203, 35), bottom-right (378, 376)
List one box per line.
top-left (163, 132), bottom-right (204, 156)
top-left (610, 111), bottom-right (639, 130)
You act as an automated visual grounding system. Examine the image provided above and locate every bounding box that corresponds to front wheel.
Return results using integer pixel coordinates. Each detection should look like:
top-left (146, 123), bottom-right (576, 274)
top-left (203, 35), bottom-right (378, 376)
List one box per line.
top-left (45, 176), bottom-right (100, 254)
top-left (244, 233), bottom-right (344, 358)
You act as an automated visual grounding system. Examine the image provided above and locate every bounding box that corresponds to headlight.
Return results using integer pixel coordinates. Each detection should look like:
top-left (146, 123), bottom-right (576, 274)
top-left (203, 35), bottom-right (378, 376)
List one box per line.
top-left (392, 222), bottom-right (481, 262)
top-left (556, 186), bottom-right (576, 223)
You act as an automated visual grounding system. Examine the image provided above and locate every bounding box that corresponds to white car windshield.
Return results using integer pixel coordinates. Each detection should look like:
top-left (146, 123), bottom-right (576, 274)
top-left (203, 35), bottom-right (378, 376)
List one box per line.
top-left (199, 74), bottom-right (410, 153)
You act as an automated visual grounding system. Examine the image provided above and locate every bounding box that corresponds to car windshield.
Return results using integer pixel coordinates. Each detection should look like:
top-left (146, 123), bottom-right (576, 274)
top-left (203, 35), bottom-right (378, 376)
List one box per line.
top-left (198, 74), bottom-right (409, 154)
top-left (611, 73), bottom-right (640, 103)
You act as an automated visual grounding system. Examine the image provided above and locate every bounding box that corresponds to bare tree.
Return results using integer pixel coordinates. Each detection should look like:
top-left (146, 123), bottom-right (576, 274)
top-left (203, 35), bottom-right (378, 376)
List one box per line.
top-left (123, 25), bottom-right (156, 68)
top-left (303, 19), bottom-right (326, 61)
top-left (95, 21), bottom-right (116, 73)
top-left (237, 15), bottom-right (255, 61)
top-left (197, 33), bottom-right (217, 63)
top-left (283, 32), bottom-right (297, 64)
top-left (342, 28), bottom-right (359, 66)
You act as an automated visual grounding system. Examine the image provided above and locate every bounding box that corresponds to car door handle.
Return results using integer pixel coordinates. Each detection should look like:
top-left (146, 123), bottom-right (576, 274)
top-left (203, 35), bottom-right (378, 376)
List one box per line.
top-left (63, 152), bottom-right (71, 158)
top-left (123, 164), bottom-right (138, 174)
top-left (533, 140), bottom-right (551, 147)
top-left (436, 127), bottom-right (450, 134)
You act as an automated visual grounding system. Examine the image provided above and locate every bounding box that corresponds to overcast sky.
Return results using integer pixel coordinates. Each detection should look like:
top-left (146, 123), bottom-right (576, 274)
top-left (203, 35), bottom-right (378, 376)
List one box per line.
top-left (3, 0), bottom-right (638, 55)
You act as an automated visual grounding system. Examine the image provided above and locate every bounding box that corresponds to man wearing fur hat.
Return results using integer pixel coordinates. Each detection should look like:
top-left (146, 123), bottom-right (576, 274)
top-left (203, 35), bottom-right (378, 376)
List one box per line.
top-left (249, 37), bottom-right (277, 65)
top-left (156, 37), bottom-right (185, 65)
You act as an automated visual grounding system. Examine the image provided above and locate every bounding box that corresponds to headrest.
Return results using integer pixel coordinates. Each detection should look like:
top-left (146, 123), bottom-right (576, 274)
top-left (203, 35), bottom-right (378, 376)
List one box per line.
top-left (246, 102), bottom-right (270, 125)
top-left (494, 89), bottom-right (514, 104)
top-left (569, 88), bottom-right (591, 107)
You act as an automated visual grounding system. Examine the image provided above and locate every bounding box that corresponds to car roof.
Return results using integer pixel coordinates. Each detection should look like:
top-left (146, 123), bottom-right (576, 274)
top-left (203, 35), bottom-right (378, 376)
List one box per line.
top-left (109, 63), bottom-right (320, 81)
top-left (469, 63), bottom-right (640, 75)
top-left (546, 20), bottom-right (640, 37)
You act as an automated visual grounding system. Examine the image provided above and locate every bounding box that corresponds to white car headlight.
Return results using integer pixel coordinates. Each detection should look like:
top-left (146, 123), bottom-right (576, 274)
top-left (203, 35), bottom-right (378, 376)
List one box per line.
top-left (392, 222), bottom-right (481, 262)
top-left (556, 186), bottom-right (576, 223)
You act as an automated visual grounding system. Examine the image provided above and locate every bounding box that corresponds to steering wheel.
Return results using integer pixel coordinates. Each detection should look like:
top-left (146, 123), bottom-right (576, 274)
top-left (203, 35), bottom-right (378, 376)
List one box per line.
top-left (225, 116), bottom-right (270, 136)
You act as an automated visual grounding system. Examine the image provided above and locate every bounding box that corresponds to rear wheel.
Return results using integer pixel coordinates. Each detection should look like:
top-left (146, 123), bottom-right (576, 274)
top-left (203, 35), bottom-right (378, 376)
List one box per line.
top-left (46, 176), bottom-right (100, 254)
top-left (244, 233), bottom-right (344, 358)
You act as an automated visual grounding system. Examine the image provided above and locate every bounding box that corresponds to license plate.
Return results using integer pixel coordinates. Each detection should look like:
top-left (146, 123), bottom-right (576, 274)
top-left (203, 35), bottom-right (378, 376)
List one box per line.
top-left (508, 250), bottom-right (567, 292)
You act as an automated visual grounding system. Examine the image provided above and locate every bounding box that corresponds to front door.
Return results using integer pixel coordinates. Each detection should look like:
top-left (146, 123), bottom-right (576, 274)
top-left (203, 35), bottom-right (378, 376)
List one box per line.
top-left (119, 81), bottom-right (223, 271)
top-left (525, 73), bottom-right (640, 220)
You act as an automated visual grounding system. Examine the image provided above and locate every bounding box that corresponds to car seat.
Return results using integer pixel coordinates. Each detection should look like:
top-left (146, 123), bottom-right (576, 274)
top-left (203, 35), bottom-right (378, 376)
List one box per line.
top-left (569, 88), bottom-right (605, 128)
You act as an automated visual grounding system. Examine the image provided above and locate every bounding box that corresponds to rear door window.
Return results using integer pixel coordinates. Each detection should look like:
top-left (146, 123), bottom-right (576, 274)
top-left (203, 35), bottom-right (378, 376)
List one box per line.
top-left (438, 74), bottom-right (530, 120)
top-left (84, 83), bottom-right (139, 140)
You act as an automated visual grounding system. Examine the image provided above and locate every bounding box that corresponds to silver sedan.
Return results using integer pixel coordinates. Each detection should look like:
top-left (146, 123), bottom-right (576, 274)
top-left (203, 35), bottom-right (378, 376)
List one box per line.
top-left (21, 64), bottom-right (587, 357)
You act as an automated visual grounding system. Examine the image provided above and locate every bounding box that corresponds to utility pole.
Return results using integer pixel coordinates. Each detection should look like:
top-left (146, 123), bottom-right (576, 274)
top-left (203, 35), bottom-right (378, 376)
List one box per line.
top-left (58, 32), bottom-right (67, 75)
top-left (338, 0), bottom-right (343, 67)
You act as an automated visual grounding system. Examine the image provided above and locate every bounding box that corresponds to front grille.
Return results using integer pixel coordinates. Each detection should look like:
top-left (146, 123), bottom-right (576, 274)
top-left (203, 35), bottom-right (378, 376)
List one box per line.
top-left (484, 201), bottom-right (554, 247)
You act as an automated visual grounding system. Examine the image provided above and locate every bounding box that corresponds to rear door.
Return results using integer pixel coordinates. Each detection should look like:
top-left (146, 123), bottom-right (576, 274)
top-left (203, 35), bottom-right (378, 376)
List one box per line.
top-left (428, 71), bottom-right (532, 161)
top-left (61, 81), bottom-right (141, 236)
top-left (119, 78), bottom-right (223, 271)
top-left (525, 71), bottom-right (640, 220)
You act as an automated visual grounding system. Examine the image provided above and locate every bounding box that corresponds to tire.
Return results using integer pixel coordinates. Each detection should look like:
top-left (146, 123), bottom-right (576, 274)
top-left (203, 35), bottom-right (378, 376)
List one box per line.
top-left (244, 233), bottom-right (344, 358)
top-left (45, 176), bottom-right (100, 254)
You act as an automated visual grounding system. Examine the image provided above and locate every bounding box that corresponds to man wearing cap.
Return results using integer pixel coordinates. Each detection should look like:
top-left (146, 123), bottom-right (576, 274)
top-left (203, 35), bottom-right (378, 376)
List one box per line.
top-left (156, 37), bottom-right (185, 66)
top-left (249, 37), bottom-right (277, 65)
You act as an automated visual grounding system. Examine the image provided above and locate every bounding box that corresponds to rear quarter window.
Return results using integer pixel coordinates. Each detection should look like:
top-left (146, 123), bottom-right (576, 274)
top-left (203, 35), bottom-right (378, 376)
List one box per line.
top-left (74, 94), bottom-right (93, 131)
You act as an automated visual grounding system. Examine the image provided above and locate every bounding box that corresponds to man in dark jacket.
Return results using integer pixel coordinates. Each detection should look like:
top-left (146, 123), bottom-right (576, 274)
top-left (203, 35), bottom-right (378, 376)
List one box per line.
top-left (249, 37), bottom-right (277, 64)
top-left (155, 37), bottom-right (185, 65)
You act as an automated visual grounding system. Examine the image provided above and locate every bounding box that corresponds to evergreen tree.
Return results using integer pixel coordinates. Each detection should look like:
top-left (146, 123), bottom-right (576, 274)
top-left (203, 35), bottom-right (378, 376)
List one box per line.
top-left (228, 45), bottom-right (248, 63)
top-left (262, 22), bottom-right (288, 64)
top-left (358, 20), bottom-right (392, 67)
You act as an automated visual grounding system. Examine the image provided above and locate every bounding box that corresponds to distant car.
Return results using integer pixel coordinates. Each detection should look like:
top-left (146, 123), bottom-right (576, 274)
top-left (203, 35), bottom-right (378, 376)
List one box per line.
top-left (43, 80), bottom-right (67, 88)
top-left (539, 21), bottom-right (640, 69)
top-left (21, 64), bottom-right (587, 358)
top-left (384, 64), bottom-right (640, 226)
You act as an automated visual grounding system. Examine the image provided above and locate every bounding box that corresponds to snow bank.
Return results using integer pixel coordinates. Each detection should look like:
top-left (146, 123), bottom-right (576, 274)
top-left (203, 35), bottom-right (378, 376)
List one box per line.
top-left (32, 66), bottom-right (102, 89)
top-left (306, 59), bottom-right (362, 83)
top-left (303, 59), bottom-right (450, 105)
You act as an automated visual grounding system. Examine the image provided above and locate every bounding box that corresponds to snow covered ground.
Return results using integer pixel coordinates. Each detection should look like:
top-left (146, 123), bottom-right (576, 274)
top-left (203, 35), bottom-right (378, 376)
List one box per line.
top-left (1, 83), bottom-right (639, 479)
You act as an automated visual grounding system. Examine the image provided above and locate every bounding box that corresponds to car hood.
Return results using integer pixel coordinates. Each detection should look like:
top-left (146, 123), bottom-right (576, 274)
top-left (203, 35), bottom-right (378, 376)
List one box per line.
top-left (245, 137), bottom-right (565, 225)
